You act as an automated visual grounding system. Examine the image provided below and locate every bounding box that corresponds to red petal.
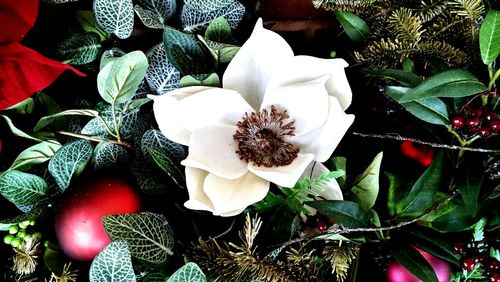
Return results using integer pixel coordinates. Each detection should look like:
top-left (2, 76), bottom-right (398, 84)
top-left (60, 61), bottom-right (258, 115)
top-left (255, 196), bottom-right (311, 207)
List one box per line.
top-left (0, 43), bottom-right (85, 110)
top-left (0, 0), bottom-right (39, 44)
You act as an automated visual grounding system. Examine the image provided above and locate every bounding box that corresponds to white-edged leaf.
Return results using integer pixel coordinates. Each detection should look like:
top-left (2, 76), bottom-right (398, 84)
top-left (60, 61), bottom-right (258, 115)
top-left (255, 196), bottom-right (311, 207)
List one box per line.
top-left (56, 32), bottom-right (102, 65)
top-left (1, 115), bottom-right (42, 142)
top-left (181, 0), bottom-right (245, 33)
top-left (76, 10), bottom-right (110, 41)
top-left (100, 47), bottom-right (126, 69)
top-left (89, 240), bottom-right (136, 282)
top-left (134, 0), bottom-right (176, 29)
top-left (92, 142), bottom-right (129, 169)
top-left (145, 43), bottom-right (180, 95)
top-left (34, 109), bottom-right (98, 131)
top-left (103, 212), bottom-right (174, 264)
top-left (0, 170), bottom-right (47, 210)
top-left (9, 141), bottom-right (62, 171)
top-left (97, 51), bottom-right (149, 104)
top-left (48, 140), bottom-right (93, 192)
top-left (167, 262), bottom-right (206, 282)
top-left (93, 0), bottom-right (134, 39)
top-left (141, 129), bottom-right (185, 162)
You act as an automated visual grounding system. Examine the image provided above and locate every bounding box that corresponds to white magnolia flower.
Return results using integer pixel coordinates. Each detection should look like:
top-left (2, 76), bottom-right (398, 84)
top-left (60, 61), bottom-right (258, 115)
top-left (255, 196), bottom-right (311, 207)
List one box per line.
top-left (150, 19), bottom-right (354, 216)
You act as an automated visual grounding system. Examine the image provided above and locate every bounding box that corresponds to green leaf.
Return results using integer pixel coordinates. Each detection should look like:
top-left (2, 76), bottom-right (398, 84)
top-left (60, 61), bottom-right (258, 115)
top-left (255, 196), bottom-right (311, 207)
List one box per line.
top-left (6, 98), bottom-right (35, 114)
top-left (349, 152), bottom-right (383, 210)
top-left (398, 70), bottom-right (486, 103)
top-left (473, 218), bottom-right (486, 241)
top-left (81, 106), bottom-right (138, 140)
top-left (404, 227), bottom-right (460, 266)
top-left (367, 69), bottom-right (422, 87)
top-left (141, 129), bottom-right (185, 162)
top-left (326, 156), bottom-right (347, 188)
top-left (134, 0), bottom-right (176, 29)
top-left (386, 172), bottom-right (410, 217)
top-left (0, 170), bottom-right (47, 211)
top-left (100, 47), bottom-right (126, 69)
top-left (205, 16), bottom-right (232, 42)
top-left (1, 115), bottom-right (42, 142)
top-left (56, 32), bottom-right (102, 65)
top-left (142, 272), bottom-right (168, 282)
top-left (430, 203), bottom-right (476, 232)
top-left (335, 11), bottom-right (370, 42)
top-left (306, 200), bottom-right (371, 228)
top-left (167, 262), bottom-right (207, 282)
top-left (163, 27), bottom-right (215, 75)
top-left (400, 152), bottom-right (443, 216)
top-left (9, 141), bottom-right (62, 171)
top-left (131, 160), bottom-right (170, 194)
top-left (179, 73), bottom-right (220, 87)
top-left (92, 142), bottom-right (129, 169)
top-left (457, 164), bottom-right (483, 217)
top-left (480, 10), bottom-right (500, 64)
top-left (181, 0), bottom-right (245, 33)
top-left (43, 241), bottom-right (67, 276)
top-left (89, 240), bottom-right (136, 282)
top-left (103, 212), bottom-right (174, 264)
top-left (97, 51), bottom-right (149, 104)
top-left (388, 243), bottom-right (439, 282)
top-left (93, 0), bottom-right (134, 39)
top-left (148, 147), bottom-right (185, 188)
top-left (402, 58), bottom-right (416, 73)
top-left (34, 109), bottom-right (98, 131)
top-left (145, 43), bottom-right (180, 95)
top-left (76, 10), bottom-right (110, 41)
top-left (386, 86), bottom-right (450, 125)
top-left (48, 140), bottom-right (93, 192)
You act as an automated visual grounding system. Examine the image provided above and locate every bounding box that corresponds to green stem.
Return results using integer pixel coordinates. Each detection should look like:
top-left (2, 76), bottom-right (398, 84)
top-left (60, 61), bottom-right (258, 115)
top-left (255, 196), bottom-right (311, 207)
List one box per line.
top-left (57, 131), bottom-right (132, 149)
top-left (111, 101), bottom-right (121, 141)
top-left (488, 68), bottom-right (500, 91)
top-left (96, 115), bottom-right (118, 138)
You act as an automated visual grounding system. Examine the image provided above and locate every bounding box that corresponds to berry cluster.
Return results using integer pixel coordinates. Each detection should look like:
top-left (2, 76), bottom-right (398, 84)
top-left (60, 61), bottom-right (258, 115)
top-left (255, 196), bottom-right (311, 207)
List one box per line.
top-left (451, 102), bottom-right (499, 139)
top-left (453, 240), bottom-right (500, 281)
top-left (2, 220), bottom-right (41, 249)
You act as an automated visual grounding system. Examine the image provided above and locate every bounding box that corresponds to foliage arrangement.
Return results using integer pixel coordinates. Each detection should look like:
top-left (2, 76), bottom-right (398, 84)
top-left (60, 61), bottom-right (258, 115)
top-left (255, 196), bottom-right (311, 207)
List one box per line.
top-left (0, 0), bottom-right (498, 281)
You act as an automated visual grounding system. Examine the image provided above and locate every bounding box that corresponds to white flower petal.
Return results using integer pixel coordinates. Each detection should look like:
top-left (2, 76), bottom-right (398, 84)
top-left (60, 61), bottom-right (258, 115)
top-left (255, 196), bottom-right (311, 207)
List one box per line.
top-left (261, 75), bottom-right (330, 136)
top-left (223, 18), bottom-right (294, 110)
top-left (182, 124), bottom-right (248, 179)
top-left (150, 87), bottom-right (253, 145)
top-left (301, 162), bottom-right (343, 200)
top-left (266, 56), bottom-right (352, 110)
top-left (291, 97), bottom-right (354, 162)
top-left (183, 167), bottom-right (214, 212)
top-left (248, 153), bottom-right (314, 188)
top-left (203, 172), bottom-right (270, 217)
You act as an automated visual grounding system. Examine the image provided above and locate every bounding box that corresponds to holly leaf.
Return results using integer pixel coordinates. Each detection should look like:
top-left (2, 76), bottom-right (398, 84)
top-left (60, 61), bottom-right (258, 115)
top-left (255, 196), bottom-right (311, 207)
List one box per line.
top-left (349, 152), bottom-right (383, 210)
top-left (386, 172), bottom-right (411, 217)
top-left (103, 212), bottom-right (174, 264)
top-left (93, 0), bottom-right (134, 39)
top-left (92, 142), bottom-right (129, 170)
top-left (34, 109), bottom-right (98, 131)
top-left (367, 69), bottom-right (422, 87)
top-left (167, 262), bottom-right (207, 282)
top-left (148, 146), bottom-right (185, 188)
top-left (56, 32), bottom-right (102, 65)
top-left (388, 243), bottom-right (439, 282)
top-left (0, 170), bottom-right (47, 211)
top-left (306, 200), bottom-right (371, 228)
top-left (145, 43), bottom-right (180, 95)
top-left (48, 140), bottom-right (93, 192)
top-left (335, 11), bottom-right (370, 42)
top-left (97, 50), bottom-right (149, 104)
top-left (457, 162), bottom-right (483, 217)
top-left (181, 0), bottom-right (245, 33)
top-left (89, 240), bottom-right (136, 282)
top-left (9, 141), bottom-right (62, 171)
top-left (134, 0), bottom-right (176, 29)
top-left (480, 10), bottom-right (500, 65)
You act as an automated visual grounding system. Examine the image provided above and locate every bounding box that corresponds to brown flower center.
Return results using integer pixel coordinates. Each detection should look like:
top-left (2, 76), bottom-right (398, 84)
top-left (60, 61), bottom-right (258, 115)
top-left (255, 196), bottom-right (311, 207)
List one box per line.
top-left (233, 105), bottom-right (299, 167)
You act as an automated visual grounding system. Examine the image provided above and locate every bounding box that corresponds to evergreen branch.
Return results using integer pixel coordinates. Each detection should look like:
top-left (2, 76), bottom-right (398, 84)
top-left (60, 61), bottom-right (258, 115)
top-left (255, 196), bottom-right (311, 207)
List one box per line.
top-left (448, 0), bottom-right (485, 20)
top-left (388, 8), bottom-right (423, 43)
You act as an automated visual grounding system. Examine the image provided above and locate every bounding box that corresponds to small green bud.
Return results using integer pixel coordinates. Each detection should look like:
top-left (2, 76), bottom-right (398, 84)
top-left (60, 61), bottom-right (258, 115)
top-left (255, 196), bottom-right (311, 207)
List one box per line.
top-left (3, 234), bottom-right (14, 245)
top-left (43, 240), bottom-right (49, 248)
top-left (18, 221), bottom-right (28, 229)
top-left (329, 51), bottom-right (337, 58)
top-left (11, 237), bottom-right (21, 248)
top-left (29, 220), bottom-right (35, 226)
top-left (17, 230), bottom-right (26, 239)
top-left (32, 232), bottom-right (42, 240)
top-left (8, 225), bottom-right (18, 234)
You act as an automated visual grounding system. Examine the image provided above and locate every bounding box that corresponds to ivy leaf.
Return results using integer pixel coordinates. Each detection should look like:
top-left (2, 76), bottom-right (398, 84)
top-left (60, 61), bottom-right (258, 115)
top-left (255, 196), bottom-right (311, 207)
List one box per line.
top-left (141, 129), bottom-right (185, 162)
top-left (93, 0), bottom-right (134, 39)
top-left (48, 140), bottom-right (93, 192)
top-left (367, 69), bottom-right (422, 87)
top-left (386, 86), bottom-right (450, 125)
top-left (89, 240), bottom-right (136, 282)
top-left (56, 32), bottom-right (102, 65)
top-left (97, 51), bottom-right (149, 105)
top-left (92, 142), bottom-right (129, 170)
top-left (400, 152), bottom-right (443, 217)
top-left (349, 152), bottom-right (383, 210)
top-left (306, 200), bottom-right (371, 228)
top-left (34, 109), bottom-right (98, 131)
top-left (388, 243), bottom-right (439, 282)
top-left (399, 70), bottom-right (486, 103)
top-left (0, 170), bottom-right (47, 211)
top-left (181, 0), bottom-right (245, 33)
top-left (148, 147), bottom-right (185, 188)
top-left (134, 0), bottom-right (176, 29)
top-left (76, 10), bottom-right (110, 41)
top-left (167, 262), bottom-right (207, 282)
top-left (1, 115), bottom-right (43, 142)
top-left (9, 141), bottom-right (62, 171)
top-left (103, 212), bottom-right (174, 264)
top-left (480, 10), bottom-right (500, 65)
top-left (163, 27), bottom-right (215, 75)
top-left (205, 16), bottom-right (232, 43)
top-left (145, 43), bottom-right (180, 95)
top-left (131, 160), bottom-right (169, 194)
top-left (335, 11), bottom-right (370, 42)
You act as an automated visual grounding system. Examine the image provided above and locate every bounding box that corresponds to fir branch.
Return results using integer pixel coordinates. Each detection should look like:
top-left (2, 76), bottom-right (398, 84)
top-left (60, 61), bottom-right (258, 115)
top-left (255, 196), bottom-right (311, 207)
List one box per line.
top-left (388, 8), bottom-right (423, 43)
top-left (312, 0), bottom-right (373, 13)
top-left (418, 0), bottom-right (449, 23)
top-left (448, 0), bottom-right (485, 20)
top-left (323, 242), bottom-right (360, 282)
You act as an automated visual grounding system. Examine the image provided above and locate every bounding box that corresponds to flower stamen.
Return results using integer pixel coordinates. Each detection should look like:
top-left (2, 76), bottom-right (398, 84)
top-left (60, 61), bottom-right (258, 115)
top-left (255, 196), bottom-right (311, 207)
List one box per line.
top-left (233, 105), bottom-right (299, 167)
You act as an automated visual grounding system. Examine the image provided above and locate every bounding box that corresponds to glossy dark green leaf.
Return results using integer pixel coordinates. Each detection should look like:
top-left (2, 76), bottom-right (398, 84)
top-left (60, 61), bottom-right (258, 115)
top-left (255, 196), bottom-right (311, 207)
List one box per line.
top-left (388, 243), bottom-right (439, 282)
top-left (349, 152), bottom-right (383, 210)
top-left (430, 203), bottom-right (476, 232)
top-left (399, 70), bottom-right (486, 103)
top-left (335, 11), bottom-right (370, 42)
top-left (205, 16), bottom-right (232, 43)
top-left (385, 172), bottom-right (410, 217)
top-left (367, 69), bottom-right (422, 87)
top-left (147, 146), bottom-right (185, 188)
top-left (326, 156), bottom-right (346, 188)
top-left (403, 228), bottom-right (460, 266)
top-left (56, 32), bottom-right (102, 65)
top-left (306, 200), bottom-right (371, 228)
top-left (457, 164), bottom-right (483, 216)
top-left (400, 152), bottom-right (443, 216)
top-left (480, 10), bottom-right (500, 64)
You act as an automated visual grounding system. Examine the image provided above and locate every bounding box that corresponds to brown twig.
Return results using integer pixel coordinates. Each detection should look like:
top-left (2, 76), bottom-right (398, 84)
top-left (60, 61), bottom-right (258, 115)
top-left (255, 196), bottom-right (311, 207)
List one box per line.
top-left (57, 131), bottom-right (133, 150)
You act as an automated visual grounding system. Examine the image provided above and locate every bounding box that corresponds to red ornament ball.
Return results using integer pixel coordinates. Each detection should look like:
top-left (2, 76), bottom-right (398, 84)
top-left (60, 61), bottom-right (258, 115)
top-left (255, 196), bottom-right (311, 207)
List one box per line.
top-left (54, 177), bottom-right (141, 261)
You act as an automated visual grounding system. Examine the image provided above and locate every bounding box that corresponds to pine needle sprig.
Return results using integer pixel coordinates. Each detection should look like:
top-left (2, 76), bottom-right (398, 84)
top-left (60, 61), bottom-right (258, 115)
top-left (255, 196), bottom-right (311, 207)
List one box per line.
top-left (388, 8), bottom-right (424, 43)
top-left (323, 242), bottom-right (360, 282)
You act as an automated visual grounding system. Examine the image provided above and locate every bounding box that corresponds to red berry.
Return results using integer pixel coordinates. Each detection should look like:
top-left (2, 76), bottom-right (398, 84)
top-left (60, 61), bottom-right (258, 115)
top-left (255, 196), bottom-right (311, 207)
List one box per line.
top-left (491, 121), bottom-right (500, 132)
top-left (452, 116), bottom-right (465, 128)
top-left (485, 112), bottom-right (497, 121)
top-left (487, 261), bottom-right (499, 271)
top-left (480, 128), bottom-right (491, 137)
top-left (452, 243), bottom-right (464, 254)
top-left (316, 221), bottom-right (328, 232)
top-left (491, 273), bottom-right (500, 282)
top-left (471, 108), bottom-right (484, 117)
top-left (462, 257), bottom-right (476, 271)
top-left (467, 117), bottom-right (481, 128)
